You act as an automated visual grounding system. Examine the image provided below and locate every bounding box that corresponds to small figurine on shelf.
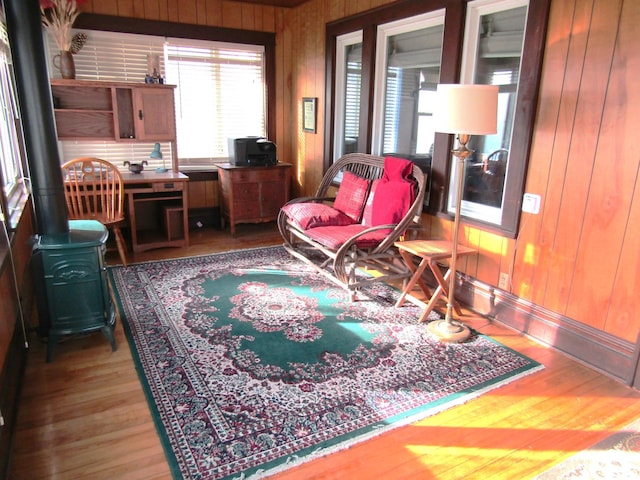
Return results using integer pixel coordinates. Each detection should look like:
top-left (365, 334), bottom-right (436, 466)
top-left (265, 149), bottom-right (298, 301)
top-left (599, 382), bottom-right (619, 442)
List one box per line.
top-left (145, 53), bottom-right (164, 84)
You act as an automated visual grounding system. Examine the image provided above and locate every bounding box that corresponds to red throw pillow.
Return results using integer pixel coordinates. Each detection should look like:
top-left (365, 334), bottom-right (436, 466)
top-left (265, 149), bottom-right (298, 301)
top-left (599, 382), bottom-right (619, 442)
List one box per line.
top-left (361, 179), bottom-right (380, 227)
top-left (282, 202), bottom-right (354, 230)
top-left (371, 157), bottom-right (416, 227)
top-left (333, 171), bottom-right (371, 223)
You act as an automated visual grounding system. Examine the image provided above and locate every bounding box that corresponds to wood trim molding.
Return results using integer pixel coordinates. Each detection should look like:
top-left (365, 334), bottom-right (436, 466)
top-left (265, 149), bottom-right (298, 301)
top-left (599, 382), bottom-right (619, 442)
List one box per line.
top-left (457, 276), bottom-right (638, 388)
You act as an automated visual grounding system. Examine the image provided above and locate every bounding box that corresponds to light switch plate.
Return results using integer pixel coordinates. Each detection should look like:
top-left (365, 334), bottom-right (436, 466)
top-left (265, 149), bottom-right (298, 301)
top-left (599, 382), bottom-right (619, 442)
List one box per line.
top-left (522, 193), bottom-right (541, 214)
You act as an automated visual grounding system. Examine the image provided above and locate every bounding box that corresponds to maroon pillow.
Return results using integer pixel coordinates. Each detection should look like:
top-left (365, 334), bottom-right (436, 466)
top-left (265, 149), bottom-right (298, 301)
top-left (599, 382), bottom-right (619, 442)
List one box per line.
top-left (333, 171), bottom-right (371, 223)
top-left (282, 202), bottom-right (354, 230)
top-left (361, 179), bottom-right (380, 227)
top-left (371, 157), bottom-right (416, 226)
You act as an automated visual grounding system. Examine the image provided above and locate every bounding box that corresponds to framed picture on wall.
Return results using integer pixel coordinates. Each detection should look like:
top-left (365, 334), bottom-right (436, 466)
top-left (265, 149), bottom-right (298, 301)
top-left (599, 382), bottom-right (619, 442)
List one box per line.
top-left (302, 97), bottom-right (317, 133)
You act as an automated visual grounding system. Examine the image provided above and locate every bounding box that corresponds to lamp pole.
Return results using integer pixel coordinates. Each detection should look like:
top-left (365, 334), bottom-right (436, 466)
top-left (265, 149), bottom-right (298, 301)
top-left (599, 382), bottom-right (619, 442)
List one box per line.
top-left (426, 133), bottom-right (473, 342)
top-left (427, 83), bottom-right (498, 343)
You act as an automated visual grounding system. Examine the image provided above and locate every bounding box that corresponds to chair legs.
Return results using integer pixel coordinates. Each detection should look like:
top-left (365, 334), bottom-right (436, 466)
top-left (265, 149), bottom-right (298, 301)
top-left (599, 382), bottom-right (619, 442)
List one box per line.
top-left (112, 226), bottom-right (128, 266)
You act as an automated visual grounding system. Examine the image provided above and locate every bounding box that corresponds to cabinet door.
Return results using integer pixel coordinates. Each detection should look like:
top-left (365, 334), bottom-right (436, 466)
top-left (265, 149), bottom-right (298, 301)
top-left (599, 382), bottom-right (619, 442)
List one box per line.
top-left (259, 168), bottom-right (290, 218)
top-left (234, 182), bottom-right (261, 219)
top-left (133, 87), bottom-right (176, 140)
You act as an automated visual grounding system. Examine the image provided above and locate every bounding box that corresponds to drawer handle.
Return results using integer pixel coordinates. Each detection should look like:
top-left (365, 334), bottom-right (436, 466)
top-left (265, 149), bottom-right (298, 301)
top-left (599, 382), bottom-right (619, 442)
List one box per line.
top-left (164, 183), bottom-right (174, 188)
top-left (138, 109), bottom-right (143, 120)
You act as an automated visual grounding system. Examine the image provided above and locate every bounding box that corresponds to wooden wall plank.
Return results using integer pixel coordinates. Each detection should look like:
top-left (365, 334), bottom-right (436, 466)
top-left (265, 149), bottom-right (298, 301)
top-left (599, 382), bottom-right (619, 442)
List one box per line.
top-left (205, 0), bottom-right (224, 26)
top-left (177, 0), bottom-right (198, 23)
top-left (568, 0), bottom-right (640, 338)
top-left (142, 0), bottom-right (161, 20)
top-left (166, 0), bottom-right (179, 23)
top-left (546, 0), bottom-right (621, 318)
top-left (0, 268), bottom-right (16, 372)
top-left (529, 0), bottom-right (593, 310)
top-left (241, 3), bottom-right (256, 30)
top-left (511, 0), bottom-right (574, 301)
top-left (604, 0), bottom-right (640, 342)
top-left (221, 1), bottom-right (243, 29)
top-left (158, 0), bottom-right (169, 21)
top-left (194, 0), bottom-right (207, 25)
top-left (260, 5), bottom-right (276, 31)
top-left (116, 0), bottom-right (134, 17)
top-left (83, 1), bottom-right (117, 15)
top-left (325, 0), bottom-right (346, 24)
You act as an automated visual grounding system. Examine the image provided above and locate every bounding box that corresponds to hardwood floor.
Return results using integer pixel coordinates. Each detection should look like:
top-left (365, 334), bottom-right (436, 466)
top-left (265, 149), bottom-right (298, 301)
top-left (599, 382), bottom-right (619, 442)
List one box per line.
top-left (9, 223), bottom-right (640, 479)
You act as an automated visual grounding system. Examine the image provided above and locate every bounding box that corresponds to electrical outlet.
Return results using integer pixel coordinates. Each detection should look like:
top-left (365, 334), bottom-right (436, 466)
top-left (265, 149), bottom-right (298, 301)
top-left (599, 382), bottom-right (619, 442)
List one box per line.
top-left (498, 272), bottom-right (509, 290)
top-left (522, 193), bottom-right (541, 214)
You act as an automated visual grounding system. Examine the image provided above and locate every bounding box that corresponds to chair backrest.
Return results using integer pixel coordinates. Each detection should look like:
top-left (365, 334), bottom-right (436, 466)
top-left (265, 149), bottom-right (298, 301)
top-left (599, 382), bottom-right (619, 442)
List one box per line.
top-left (61, 157), bottom-right (125, 224)
top-left (317, 153), bottom-right (427, 253)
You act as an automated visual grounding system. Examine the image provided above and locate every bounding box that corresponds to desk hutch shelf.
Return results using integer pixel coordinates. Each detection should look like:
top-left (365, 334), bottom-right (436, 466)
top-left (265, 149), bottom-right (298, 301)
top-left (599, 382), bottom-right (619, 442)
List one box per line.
top-left (50, 79), bottom-right (176, 150)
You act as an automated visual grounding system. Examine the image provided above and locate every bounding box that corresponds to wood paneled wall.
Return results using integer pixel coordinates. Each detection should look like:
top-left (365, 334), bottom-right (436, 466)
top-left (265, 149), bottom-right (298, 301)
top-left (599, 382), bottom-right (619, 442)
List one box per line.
top-left (79, 0), bottom-right (640, 346)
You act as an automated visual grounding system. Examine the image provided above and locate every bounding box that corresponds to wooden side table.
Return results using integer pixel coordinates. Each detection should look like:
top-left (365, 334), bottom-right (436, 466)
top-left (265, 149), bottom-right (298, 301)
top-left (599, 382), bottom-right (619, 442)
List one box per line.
top-left (394, 239), bottom-right (476, 322)
top-left (217, 163), bottom-right (291, 234)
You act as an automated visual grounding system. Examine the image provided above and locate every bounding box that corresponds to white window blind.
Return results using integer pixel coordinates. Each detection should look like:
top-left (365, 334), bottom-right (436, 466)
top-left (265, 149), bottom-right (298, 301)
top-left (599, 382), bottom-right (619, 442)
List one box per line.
top-left (45, 30), bottom-right (266, 167)
top-left (344, 60), bottom-right (361, 140)
top-left (165, 38), bottom-right (266, 163)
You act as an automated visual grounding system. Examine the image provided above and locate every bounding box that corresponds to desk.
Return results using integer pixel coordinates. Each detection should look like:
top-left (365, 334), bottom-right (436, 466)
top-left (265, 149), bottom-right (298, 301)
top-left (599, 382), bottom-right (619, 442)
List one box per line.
top-left (122, 171), bottom-right (189, 252)
top-left (394, 240), bottom-right (476, 322)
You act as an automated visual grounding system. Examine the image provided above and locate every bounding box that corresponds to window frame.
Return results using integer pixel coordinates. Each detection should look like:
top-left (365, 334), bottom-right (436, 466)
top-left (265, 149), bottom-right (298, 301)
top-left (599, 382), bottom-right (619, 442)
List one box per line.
top-left (0, 7), bottom-right (28, 231)
top-left (75, 14), bottom-right (276, 149)
top-left (325, 0), bottom-right (550, 237)
top-left (370, 9), bottom-right (446, 157)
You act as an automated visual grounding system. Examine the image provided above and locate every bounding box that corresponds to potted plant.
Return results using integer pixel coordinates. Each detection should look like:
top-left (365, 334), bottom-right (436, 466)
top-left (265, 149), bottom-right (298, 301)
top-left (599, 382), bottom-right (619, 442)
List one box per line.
top-left (40, 0), bottom-right (88, 79)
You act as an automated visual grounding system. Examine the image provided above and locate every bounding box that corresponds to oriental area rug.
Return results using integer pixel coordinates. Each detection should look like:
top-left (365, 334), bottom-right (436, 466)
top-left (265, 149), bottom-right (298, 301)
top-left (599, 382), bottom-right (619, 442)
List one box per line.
top-left (109, 246), bottom-right (543, 480)
top-left (533, 417), bottom-right (640, 479)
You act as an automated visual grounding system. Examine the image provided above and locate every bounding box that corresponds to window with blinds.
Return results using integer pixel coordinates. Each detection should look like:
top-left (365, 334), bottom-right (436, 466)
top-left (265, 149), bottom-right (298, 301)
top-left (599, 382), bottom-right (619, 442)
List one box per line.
top-left (0, 9), bottom-right (28, 228)
top-left (45, 29), bottom-right (266, 168)
top-left (165, 39), bottom-right (266, 163)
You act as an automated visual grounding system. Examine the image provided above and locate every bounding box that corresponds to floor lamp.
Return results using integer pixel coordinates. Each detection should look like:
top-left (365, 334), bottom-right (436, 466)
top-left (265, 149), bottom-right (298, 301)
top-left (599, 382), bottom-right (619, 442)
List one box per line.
top-left (427, 84), bottom-right (499, 342)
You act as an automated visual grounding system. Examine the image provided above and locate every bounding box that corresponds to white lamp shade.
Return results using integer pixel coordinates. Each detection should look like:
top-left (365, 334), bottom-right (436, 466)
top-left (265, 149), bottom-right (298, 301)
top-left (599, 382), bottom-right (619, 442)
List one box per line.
top-left (433, 84), bottom-right (499, 135)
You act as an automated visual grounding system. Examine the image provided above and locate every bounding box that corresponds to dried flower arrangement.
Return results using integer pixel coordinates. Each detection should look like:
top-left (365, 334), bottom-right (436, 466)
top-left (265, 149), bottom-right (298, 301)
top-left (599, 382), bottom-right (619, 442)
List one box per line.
top-left (40, 0), bottom-right (88, 52)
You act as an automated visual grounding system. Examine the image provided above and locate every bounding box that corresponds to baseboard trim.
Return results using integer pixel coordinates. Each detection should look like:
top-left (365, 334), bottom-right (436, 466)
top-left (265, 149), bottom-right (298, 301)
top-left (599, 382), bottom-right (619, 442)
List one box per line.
top-left (457, 276), bottom-right (636, 387)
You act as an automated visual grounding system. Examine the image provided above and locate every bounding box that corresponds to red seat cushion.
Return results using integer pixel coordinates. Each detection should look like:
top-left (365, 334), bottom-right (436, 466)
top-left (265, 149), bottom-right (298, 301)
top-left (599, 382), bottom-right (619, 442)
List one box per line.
top-left (282, 202), bottom-right (354, 230)
top-left (333, 171), bottom-right (371, 223)
top-left (304, 224), bottom-right (387, 249)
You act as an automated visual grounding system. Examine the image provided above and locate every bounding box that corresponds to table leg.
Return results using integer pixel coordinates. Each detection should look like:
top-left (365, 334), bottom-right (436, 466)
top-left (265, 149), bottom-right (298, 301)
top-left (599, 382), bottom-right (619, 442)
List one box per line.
top-left (395, 250), bottom-right (432, 308)
top-left (426, 262), bottom-right (464, 317)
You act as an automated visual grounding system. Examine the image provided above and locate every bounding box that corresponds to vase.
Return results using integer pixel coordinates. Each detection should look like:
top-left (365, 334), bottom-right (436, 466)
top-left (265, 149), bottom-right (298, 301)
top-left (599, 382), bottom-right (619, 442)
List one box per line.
top-left (53, 51), bottom-right (75, 79)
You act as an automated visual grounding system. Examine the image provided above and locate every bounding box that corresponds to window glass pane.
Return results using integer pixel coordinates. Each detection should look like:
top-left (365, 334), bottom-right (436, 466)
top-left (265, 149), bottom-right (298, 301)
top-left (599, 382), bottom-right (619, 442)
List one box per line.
top-left (333, 31), bottom-right (362, 159)
top-left (372, 11), bottom-right (444, 166)
top-left (450, 0), bottom-right (527, 223)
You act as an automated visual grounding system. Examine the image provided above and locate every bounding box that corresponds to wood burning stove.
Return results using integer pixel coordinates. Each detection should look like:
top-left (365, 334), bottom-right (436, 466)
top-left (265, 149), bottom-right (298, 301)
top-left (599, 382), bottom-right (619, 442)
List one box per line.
top-left (32, 220), bottom-right (116, 362)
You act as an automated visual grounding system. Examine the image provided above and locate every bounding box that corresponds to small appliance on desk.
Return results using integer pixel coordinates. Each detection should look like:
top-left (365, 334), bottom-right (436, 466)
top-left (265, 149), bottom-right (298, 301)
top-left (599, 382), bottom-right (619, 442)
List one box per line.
top-left (228, 136), bottom-right (277, 167)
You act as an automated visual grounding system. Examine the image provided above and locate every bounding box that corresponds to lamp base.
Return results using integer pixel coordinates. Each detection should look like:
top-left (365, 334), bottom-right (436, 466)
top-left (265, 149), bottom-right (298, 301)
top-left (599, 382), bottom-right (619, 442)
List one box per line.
top-left (427, 318), bottom-right (471, 343)
top-left (155, 167), bottom-right (168, 173)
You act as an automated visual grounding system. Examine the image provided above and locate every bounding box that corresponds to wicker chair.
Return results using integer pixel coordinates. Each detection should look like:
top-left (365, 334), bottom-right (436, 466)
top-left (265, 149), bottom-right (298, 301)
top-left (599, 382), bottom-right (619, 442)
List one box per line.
top-left (277, 153), bottom-right (427, 299)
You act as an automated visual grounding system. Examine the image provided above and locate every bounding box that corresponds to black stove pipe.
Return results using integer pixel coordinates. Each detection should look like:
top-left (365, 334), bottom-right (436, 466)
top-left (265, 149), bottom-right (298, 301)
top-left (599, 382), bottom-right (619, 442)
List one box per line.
top-left (5, 0), bottom-right (69, 236)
